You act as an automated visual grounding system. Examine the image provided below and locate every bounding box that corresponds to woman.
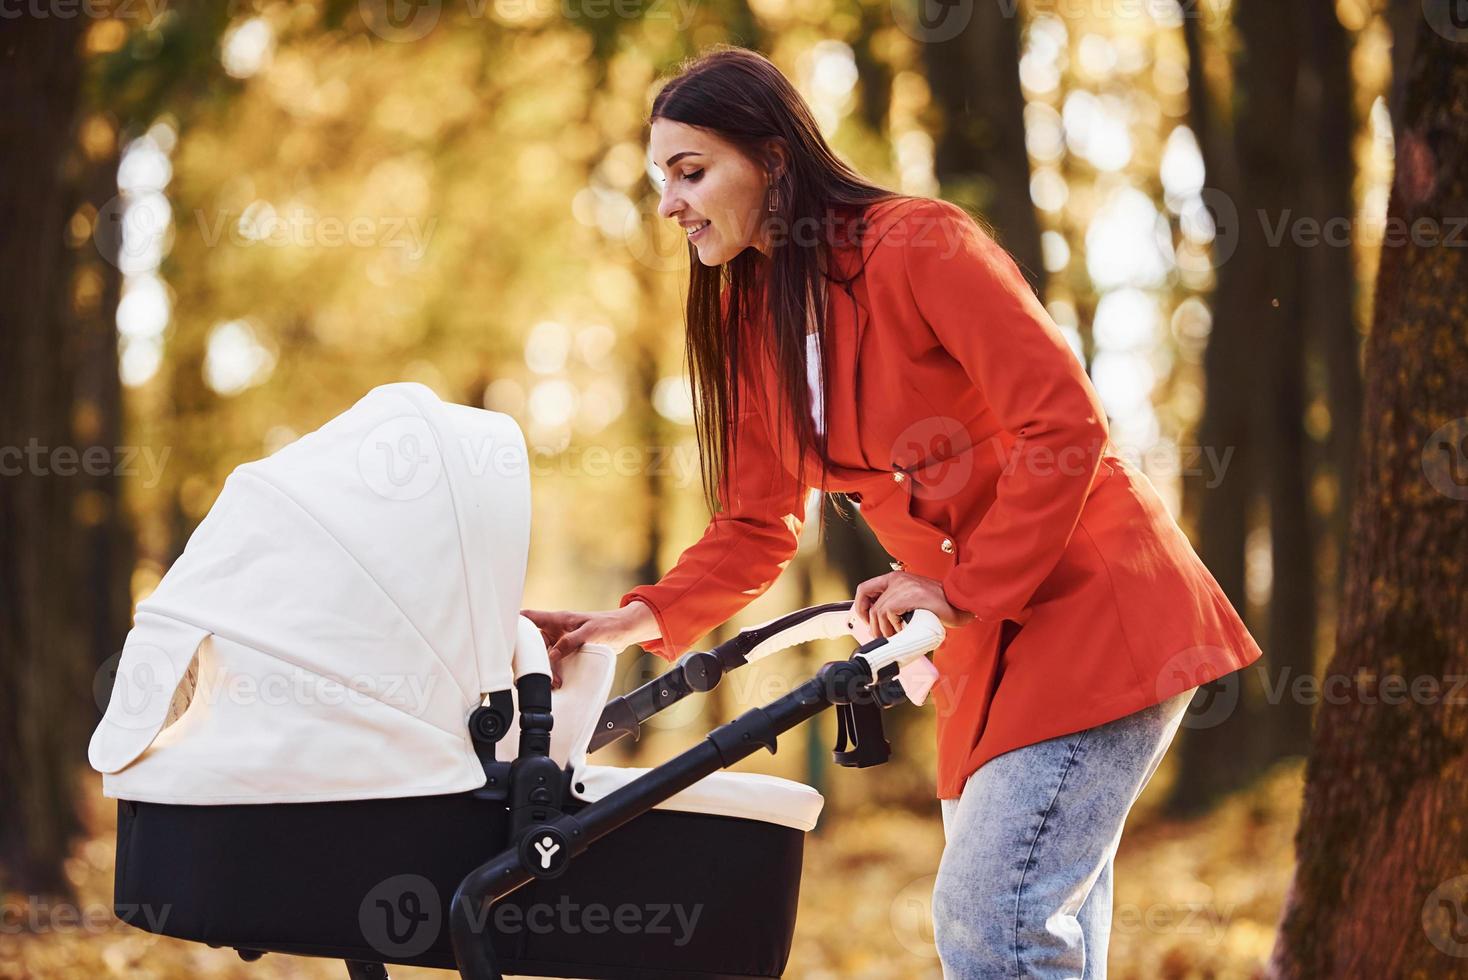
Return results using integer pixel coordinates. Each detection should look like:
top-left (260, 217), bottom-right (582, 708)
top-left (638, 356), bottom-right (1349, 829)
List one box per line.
top-left (525, 46), bottom-right (1262, 979)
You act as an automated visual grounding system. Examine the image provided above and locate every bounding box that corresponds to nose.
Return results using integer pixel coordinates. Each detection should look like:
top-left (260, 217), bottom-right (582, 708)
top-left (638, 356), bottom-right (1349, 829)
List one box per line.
top-left (656, 181), bottom-right (681, 221)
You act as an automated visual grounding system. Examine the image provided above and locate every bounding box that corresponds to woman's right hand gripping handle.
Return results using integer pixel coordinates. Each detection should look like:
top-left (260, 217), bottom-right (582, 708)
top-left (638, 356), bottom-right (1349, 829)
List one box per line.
top-left (521, 599), bottom-right (661, 688)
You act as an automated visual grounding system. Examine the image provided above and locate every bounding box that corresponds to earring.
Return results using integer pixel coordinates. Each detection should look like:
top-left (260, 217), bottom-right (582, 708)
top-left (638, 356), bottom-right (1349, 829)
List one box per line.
top-left (767, 182), bottom-right (780, 212)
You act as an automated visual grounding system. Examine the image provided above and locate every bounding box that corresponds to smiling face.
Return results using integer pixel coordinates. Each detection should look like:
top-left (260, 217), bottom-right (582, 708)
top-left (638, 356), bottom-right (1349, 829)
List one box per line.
top-left (649, 117), bottom-right (778, 266)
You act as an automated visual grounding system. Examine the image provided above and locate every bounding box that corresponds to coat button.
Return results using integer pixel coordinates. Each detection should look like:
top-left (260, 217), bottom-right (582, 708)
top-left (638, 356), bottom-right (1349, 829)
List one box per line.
top-left (890, 560), bottom-right (906, 571)
top-left (892, 470), bottom-right (906, 483)
top-left (940, 538), bottom-right (955, 554)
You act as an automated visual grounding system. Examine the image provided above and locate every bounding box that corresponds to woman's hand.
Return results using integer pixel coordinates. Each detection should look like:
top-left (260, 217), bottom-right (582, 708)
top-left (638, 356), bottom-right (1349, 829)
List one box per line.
top-left (854, 570), bottom-right (976, 638)
top-left (521, 600), bottom-right (660, 688)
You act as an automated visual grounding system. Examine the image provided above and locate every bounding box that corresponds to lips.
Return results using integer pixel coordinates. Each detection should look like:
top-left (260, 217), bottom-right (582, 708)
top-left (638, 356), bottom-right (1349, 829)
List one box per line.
top-left (685, 220), bottom-right (710, 239)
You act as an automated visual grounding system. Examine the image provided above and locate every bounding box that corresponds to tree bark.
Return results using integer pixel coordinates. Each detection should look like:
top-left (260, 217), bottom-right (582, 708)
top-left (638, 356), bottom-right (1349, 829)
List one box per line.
top-left (1238, 0), bottom-right (1315, 765)
top-left (851, 3), bottom-right (894, 140)
top-left (1269, 7), bottom-right (1468, 975)
top-left (1171, 0), bottom-right (1338, 812)
top-left (0, 11), bottom-right (92, 894)
top-left (1297, 0), bottom-right (1363, 624)
top-left (1167, 3), bottom-right (1263, 813)
top-left (917, 0), bottom-right (1044, 295)
top-left (74, 116), bottom-right (133, 755)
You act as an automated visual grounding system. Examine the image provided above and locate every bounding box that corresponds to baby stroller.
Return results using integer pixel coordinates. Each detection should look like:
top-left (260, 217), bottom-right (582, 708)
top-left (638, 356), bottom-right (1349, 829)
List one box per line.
top-left (89, 382), bottom-right (946, 980)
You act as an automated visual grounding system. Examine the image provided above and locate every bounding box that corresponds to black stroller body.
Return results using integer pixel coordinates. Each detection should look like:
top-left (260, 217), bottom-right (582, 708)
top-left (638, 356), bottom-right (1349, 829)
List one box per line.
top-left (89, 384), bottom-right (945, 979)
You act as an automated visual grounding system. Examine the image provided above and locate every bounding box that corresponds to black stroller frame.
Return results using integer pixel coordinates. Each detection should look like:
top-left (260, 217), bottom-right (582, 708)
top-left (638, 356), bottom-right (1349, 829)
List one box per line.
top-left (449, 600), bottom-right (918, 980)
top-left (117, 599), bottom-right (941, 980)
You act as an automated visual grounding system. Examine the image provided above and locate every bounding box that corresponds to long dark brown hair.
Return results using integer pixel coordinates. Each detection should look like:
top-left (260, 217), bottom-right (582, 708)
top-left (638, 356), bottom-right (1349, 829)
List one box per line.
top-left (649, 45), bottom-right (904, 532)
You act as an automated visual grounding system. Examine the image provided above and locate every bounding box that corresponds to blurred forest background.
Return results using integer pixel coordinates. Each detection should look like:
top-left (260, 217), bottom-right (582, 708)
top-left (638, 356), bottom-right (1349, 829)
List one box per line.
top-left (4, 0), bottom-right (1468, 976)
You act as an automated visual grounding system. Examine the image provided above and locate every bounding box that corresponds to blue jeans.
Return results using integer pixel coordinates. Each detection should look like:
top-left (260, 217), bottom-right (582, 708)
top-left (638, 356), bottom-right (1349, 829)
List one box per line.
top-left (933, 688), bottom-right (1196, 979)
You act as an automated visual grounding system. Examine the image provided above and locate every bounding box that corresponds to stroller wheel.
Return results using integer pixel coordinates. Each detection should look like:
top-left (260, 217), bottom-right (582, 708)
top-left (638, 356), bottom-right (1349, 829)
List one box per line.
top-left (234, 947), bottom-right (265, 961)
top-left (344, 961), bottom-right (389, 979)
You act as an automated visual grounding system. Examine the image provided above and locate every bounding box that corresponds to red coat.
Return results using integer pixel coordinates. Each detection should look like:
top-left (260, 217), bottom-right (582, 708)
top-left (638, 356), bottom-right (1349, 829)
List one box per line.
top-left (620, 196), bottom-right (1262, 799)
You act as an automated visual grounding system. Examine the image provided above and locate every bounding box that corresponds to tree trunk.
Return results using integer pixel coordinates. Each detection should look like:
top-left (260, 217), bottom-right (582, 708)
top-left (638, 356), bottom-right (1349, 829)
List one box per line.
top-left (851, 4), bottom-right (894, 141)
top-left (1238, 0), bottom-right (1315, 765)
top-left (74, 116), bottom-right (133, 748)
top-left (0, 11), bottom-right (92, 894)
top-left (1167, 3), bottom-right (1263, 814)
top-left (1171, 0), bottom-right (1334, 811)
top-left (1297, 0), bottom-right (1362, 757)
top-left (916, 0), bottom-right (1045, 295)
top-left (1385, 0), bottom-right (1420, 141)
top-left (1269, 8), bottom-right (1468, 975)
top-left (1297, 0), bottom-right (1363, 632)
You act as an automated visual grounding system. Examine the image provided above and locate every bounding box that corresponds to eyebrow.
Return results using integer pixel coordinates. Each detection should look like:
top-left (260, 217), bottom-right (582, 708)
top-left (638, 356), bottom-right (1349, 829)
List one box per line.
top-left (662, 150), bottom-right (701, 170)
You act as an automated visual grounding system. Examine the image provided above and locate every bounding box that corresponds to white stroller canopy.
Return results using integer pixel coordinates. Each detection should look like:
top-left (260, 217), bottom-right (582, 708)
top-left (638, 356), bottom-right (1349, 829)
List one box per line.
top-left (89, 382), bottom-right (535, 804)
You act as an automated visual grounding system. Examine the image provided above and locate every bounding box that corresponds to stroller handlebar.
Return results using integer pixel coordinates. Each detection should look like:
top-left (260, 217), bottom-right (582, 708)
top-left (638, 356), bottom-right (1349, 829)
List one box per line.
top-left (588, 600), bottom-right (946, 754)
top-left (738, 602), bottom-right (863, 663)
top-left (854, 608), bottom-right (946, 674)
